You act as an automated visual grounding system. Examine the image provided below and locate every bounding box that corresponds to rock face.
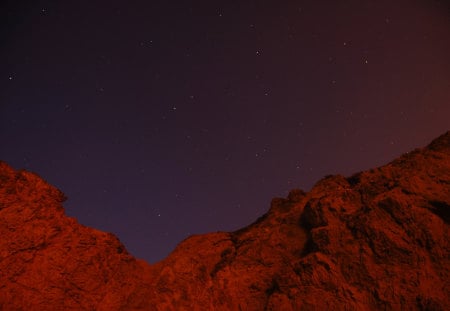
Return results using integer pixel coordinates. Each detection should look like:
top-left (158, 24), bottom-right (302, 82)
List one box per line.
top-left (1, 132), bottom-right (449, 310)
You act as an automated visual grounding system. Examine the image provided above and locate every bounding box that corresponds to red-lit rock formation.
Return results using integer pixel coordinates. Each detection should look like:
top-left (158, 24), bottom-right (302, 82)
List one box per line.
top-left (1, 132), bottom-right (449, 310)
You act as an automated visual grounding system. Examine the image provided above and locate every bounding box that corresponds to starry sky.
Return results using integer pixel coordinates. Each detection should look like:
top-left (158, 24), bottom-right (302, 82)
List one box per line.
top-left (1, 0), bottom-right (449, 263)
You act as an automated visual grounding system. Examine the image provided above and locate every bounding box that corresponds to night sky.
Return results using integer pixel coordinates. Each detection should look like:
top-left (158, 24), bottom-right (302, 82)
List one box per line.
top-left (1, 0), bottom-right (449, 263)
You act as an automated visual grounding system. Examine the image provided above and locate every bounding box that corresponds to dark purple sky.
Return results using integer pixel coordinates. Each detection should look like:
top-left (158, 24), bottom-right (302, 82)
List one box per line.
top-left (1, 0), bottom-right (449, 263)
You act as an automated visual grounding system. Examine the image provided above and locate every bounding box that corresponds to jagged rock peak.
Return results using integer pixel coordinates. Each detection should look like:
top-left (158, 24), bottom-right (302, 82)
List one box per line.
top-left (427, 130), bottom-right (450, 151)
top-left (0, 131), bottom-right (449, 310)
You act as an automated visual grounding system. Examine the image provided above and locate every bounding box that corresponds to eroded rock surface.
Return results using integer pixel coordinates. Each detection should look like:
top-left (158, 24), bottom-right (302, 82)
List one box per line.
top-left (1, 132), bottom-right (449, 310)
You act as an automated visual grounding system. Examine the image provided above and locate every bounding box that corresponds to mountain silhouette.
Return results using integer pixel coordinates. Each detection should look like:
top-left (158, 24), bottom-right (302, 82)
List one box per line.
top-left (0, 132), bottom-right (449, 310)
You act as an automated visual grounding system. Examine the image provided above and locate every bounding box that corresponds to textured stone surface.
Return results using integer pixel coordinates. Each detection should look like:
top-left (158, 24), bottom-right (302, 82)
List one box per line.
top-left (0, 131), bottom-right (449, 310)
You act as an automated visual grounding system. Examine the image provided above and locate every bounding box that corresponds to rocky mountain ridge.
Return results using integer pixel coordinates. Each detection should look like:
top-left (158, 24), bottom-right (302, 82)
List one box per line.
top-left (0, 131), bottom-right (449, 310)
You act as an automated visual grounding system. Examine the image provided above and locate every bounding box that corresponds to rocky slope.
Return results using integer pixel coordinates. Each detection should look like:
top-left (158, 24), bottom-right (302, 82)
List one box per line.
top-left (0, 132), bottom-right (449, 310)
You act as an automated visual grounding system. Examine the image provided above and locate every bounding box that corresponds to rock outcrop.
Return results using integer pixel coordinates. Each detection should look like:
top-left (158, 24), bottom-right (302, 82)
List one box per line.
top-left (0, 132), bottom-right (449, 310)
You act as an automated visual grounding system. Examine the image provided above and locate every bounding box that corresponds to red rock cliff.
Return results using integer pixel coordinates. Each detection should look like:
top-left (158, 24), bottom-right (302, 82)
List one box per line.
top-left (0, 132), bottom-right (449, 310)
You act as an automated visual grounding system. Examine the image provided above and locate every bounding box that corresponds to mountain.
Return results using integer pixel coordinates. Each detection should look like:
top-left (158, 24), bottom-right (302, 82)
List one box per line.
top-left (0, 132), bottom-right (449, 310)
